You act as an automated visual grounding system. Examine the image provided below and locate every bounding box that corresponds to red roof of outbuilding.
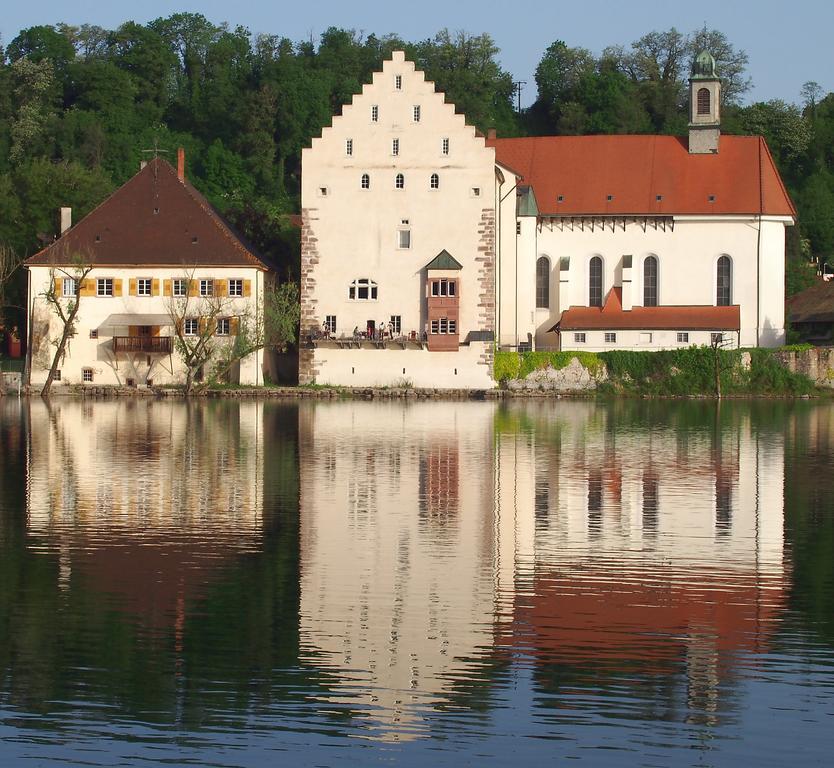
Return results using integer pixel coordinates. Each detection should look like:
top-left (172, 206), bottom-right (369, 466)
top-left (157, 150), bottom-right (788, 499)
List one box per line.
top-left (488, 135), bottom-right (796, 217)
top-left (556, 287), bottom-right (740, 331)
top-left (27, 157), bottom-right (267, 269)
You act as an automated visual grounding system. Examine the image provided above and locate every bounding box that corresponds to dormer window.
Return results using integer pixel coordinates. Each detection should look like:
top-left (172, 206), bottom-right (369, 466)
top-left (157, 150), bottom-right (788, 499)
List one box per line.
top-left (697, 87), bottom-right (711, 115)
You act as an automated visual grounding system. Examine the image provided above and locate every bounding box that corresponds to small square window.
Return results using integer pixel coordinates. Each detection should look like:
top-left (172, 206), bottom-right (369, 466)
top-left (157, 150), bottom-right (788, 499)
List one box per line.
top-left (62, 278), bottom-right (78, 297)
top-left (574, 332), bottom-right (586, 344)
top-left (656, 194), bottom-right (664, 202)
top-left (318, 186), bottom-right (328, 197)
top-left (711, 332), bottom-right (724, 345)
top-left (96, 278), bottom-right (113, 297)
top-left (394, 74), bottom-right (402, 90)
top-left (441, 137), bottom-right (449, 155)
top-left (216, 318), bottom-right (230, 336)
top-left (605, 332), bottom-right (617, 343)
top-left (606, 194), bottom-right (614, 202)
top-left (54, 369), bottom-right (61, 381)
top-left (192, 236), bottom-right (199, 244)
top-left (413, 105), bottom-right (421, 122)
top-left (398, 229), bottom-right (411, 249)
top-left (173, 278), bottom-right (187, 297)
top-left (708, 194), bottom-right (716, 203)
top-left (640, 332), bottom-right (653, 344)
top-left (137, 278), bottom-right (152, 296)
top-left (392, 138), bottom-right (399, 156)
top-left (557, 195), bottom-right (564, 203)
top-left (89, 329), bottom-right (98, 339)
top-left (82, 368), bottom-right (93, 383)
top-left (199, 279), bottom-right (214, 297)
top-left (228, 279), bottom-right (243, 297)
top-left (677, 332), bottom-right (689, 343)
top-left (345, 138), bottom-right (353, 156)
top-left (471, 187), bottom-right (481, 197)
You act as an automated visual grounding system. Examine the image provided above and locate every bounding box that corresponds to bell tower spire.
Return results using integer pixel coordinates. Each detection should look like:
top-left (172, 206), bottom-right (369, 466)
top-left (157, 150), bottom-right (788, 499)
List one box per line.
top-left (688, 51), bottom-right (721, 154)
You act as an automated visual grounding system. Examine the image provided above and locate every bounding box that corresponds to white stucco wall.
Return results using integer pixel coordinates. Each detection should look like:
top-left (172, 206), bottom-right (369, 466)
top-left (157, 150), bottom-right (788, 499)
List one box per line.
top-left (500, 215), bottom-right (790, 351)
top-left (301, 51), bottom-right (495, 387)
top-left (28, 265), bottom-right (265, 387)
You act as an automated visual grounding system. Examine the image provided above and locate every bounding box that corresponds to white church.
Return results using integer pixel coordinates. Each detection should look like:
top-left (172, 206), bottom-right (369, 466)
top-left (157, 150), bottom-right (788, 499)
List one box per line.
top-left (299, 50), bottom-right (795, 388)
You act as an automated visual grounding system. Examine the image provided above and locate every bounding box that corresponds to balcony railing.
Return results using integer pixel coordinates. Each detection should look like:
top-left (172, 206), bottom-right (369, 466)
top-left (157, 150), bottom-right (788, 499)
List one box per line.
top-left (113, 336), bottom-right (173, 354)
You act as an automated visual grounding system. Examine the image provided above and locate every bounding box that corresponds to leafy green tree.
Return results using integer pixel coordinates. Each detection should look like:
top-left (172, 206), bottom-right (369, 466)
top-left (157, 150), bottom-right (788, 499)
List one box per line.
top-left (9, 57), bottom-right (56, 165)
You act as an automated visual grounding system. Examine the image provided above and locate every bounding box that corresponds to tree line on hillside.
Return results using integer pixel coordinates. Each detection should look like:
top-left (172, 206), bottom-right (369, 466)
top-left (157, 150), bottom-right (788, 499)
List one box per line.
top-left (1, 15), bottom-right (832, 330)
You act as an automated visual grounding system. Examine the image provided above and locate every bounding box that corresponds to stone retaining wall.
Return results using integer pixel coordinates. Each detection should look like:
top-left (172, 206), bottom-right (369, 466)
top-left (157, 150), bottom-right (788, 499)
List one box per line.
top-left (775, 348), bottom-right (834, 388)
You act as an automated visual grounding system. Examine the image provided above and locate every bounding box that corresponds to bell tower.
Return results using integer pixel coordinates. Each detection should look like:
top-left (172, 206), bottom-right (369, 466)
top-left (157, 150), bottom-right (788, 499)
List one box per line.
top-left (688, 51), bottom-right (721, 154)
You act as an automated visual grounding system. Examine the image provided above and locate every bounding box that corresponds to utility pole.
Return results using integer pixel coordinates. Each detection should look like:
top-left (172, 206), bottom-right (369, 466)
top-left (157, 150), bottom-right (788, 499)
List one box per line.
top-left (512, 80), bottom-right (526, 113)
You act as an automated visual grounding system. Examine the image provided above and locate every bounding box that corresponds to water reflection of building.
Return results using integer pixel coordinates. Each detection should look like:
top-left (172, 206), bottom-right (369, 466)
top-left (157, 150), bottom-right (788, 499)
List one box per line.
top-left (297, 401), bottom-right (498, 740)
top-left (25, 399), bottom-right (265, 621)
top-left (494, 401), bottom-right (788, 724)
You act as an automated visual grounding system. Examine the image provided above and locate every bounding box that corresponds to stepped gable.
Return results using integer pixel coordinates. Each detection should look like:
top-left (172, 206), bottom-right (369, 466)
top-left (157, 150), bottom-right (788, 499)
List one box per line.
top-left (27, 157), bottom-right (267, 269)
top-left (488, 135), bottom-right (795, 217)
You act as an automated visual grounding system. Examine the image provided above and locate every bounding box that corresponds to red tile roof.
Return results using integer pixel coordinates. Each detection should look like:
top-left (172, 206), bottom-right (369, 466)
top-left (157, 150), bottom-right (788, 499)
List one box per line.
top-left (27, 157), bottom-right (267, 269)
top-left (556, 287), bottom-right (740, 331)
top-left (487, 135), bottom-right (796, 217)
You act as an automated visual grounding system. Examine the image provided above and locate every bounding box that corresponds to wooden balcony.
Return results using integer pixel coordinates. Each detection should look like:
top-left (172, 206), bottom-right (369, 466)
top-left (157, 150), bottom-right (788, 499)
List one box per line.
top-left (113, 336), bottom-right (173, 354)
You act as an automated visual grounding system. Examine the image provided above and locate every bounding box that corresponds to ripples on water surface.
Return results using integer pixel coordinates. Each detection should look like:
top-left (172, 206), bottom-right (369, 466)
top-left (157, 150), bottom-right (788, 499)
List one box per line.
top-left (0, 397), bottom-right (832, 766)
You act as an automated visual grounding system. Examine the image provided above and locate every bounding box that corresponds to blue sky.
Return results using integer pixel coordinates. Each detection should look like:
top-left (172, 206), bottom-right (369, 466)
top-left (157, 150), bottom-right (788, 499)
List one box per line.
top-left (2, 0), bottom-right (831, 107)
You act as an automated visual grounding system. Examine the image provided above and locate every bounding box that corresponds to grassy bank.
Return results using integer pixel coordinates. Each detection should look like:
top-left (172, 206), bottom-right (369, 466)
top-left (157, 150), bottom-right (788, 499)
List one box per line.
top-left (494, 347), bottom-right (816, 396)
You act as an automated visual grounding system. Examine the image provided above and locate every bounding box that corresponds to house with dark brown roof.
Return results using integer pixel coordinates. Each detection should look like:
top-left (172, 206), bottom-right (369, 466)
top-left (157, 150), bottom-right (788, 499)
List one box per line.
top-left (487, 51), bottom-right (795, 352)
top-left (25, 151), bottom-right (271, 387)
top-left (786, 280), bottom-right (834, 344)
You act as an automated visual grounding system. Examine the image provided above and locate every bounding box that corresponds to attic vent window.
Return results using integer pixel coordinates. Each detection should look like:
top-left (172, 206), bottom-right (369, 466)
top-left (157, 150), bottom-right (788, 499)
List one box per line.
top-left (154, 207), bottom-right (160, 214)
top-left (656, 195), bottom-right (663, 202)
top-left (606, 194), bottom-right (614, 202)
top-left (192, 236), bottom-right (198, 244)
top-left (95, 234), bottom-right (101, 242)
top-left (708, 194), bottom-right (716, 203)
top-left (557, 195), bottom-right (564, 203)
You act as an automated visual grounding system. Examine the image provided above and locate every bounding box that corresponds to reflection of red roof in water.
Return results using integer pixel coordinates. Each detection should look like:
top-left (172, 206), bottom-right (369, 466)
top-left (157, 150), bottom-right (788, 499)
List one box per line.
top-left (501, 564), bottom-right (786, 672)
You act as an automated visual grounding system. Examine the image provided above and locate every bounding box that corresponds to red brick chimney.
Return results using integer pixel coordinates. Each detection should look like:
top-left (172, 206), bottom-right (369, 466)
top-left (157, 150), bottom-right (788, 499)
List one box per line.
top-left (177, 147), bottom-right (185, 182)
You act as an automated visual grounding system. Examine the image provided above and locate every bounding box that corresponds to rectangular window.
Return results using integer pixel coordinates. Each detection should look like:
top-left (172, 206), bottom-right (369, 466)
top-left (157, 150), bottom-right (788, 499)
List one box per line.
top-left (173, 278), bottom-right (187, 297)
top-left (228, 278), bottom-right (243, 297)
top-left (325, 315), bottom-right (337, 334)
top-left (392, 138), bottom-right (399, 156)
top-left (137, 278), bottom-right (152, 296)
top-left (431, 320), bottom-right (439, 334)
top-left (711, 332), bottom-right (724, 345)
top-left (574, 332), bottom-right (586, 344)
top-left (413, 105), bottom-right (421, 122)
top-left (471, 187), bottom-right (481, 197)
top-left (448, 319), bottom-right (457, 334)
top-left (398, 229), bottom-right (411, 249)
top-left (394, 74), bottom-right (402, 90)
top-left (54, 369), bottom-right (61, 381)
top-left (441, 137), bottom-right (449, 155)
top-left (640, 332), bottom-right (653, 344)
top-left (89, 329), bottom-right (98, 339)
top-left (430, 279), bottom-right (455, 297)
top-left (447, 280), bottom-right (455, 297)
top-left (96, 278), bottom-right (113, 297)
top-left (216, 318), bottom-right (230, 336)
top-left (516, 221), bottom-right (521, 235)
top-left (184, 318), bottom-right (199, 336)
top-left (345, 138), bottom-right (353, 156)
top-left (199, 279), bottom-right (214, 297)
top-left (390, 315), bottom-right (401, 335)
top-left (82, 368), bottom-right (93, 383)
top-left (605, 332), bottom-right (617, 343)
top-left (371, 105), bottom-right (379, 122)
top-left (62, 277), bottom-right (78, 297)
top-left (439, 318), bottom-right (448, 334)
top-left (677, 332), bottom-right (689, 343)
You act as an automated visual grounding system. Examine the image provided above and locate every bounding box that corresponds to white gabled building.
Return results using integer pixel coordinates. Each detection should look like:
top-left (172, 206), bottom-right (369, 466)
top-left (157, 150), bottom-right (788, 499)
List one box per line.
top-left (301, 50), bottom-right (795, 387)
top-left (300, 51), bottom-right (496, 388)
top-left (25, 153), bottom-right (269, 388)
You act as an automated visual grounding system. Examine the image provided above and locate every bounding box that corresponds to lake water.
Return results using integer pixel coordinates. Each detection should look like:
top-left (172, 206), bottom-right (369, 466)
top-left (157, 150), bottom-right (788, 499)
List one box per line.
top-left (1, 397), bottom-right (832, 767)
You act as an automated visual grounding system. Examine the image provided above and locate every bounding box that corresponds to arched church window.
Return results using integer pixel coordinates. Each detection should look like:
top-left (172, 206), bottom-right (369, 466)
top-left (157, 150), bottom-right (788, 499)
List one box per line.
top-left (536, 256), bottom-right (550, 308)
top-left (643, 255), bottom-right (658, 307)
top-left (716, 256), bottom-right (731, 306)
top-left (589, 256), bottom-right (603, 307)
top-left (697, 87), bottom-right (711, 115)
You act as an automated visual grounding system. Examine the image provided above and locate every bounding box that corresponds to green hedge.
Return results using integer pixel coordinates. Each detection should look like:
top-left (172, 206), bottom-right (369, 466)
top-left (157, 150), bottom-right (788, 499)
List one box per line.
top-left (494, 346), bottom-right (815, 396)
